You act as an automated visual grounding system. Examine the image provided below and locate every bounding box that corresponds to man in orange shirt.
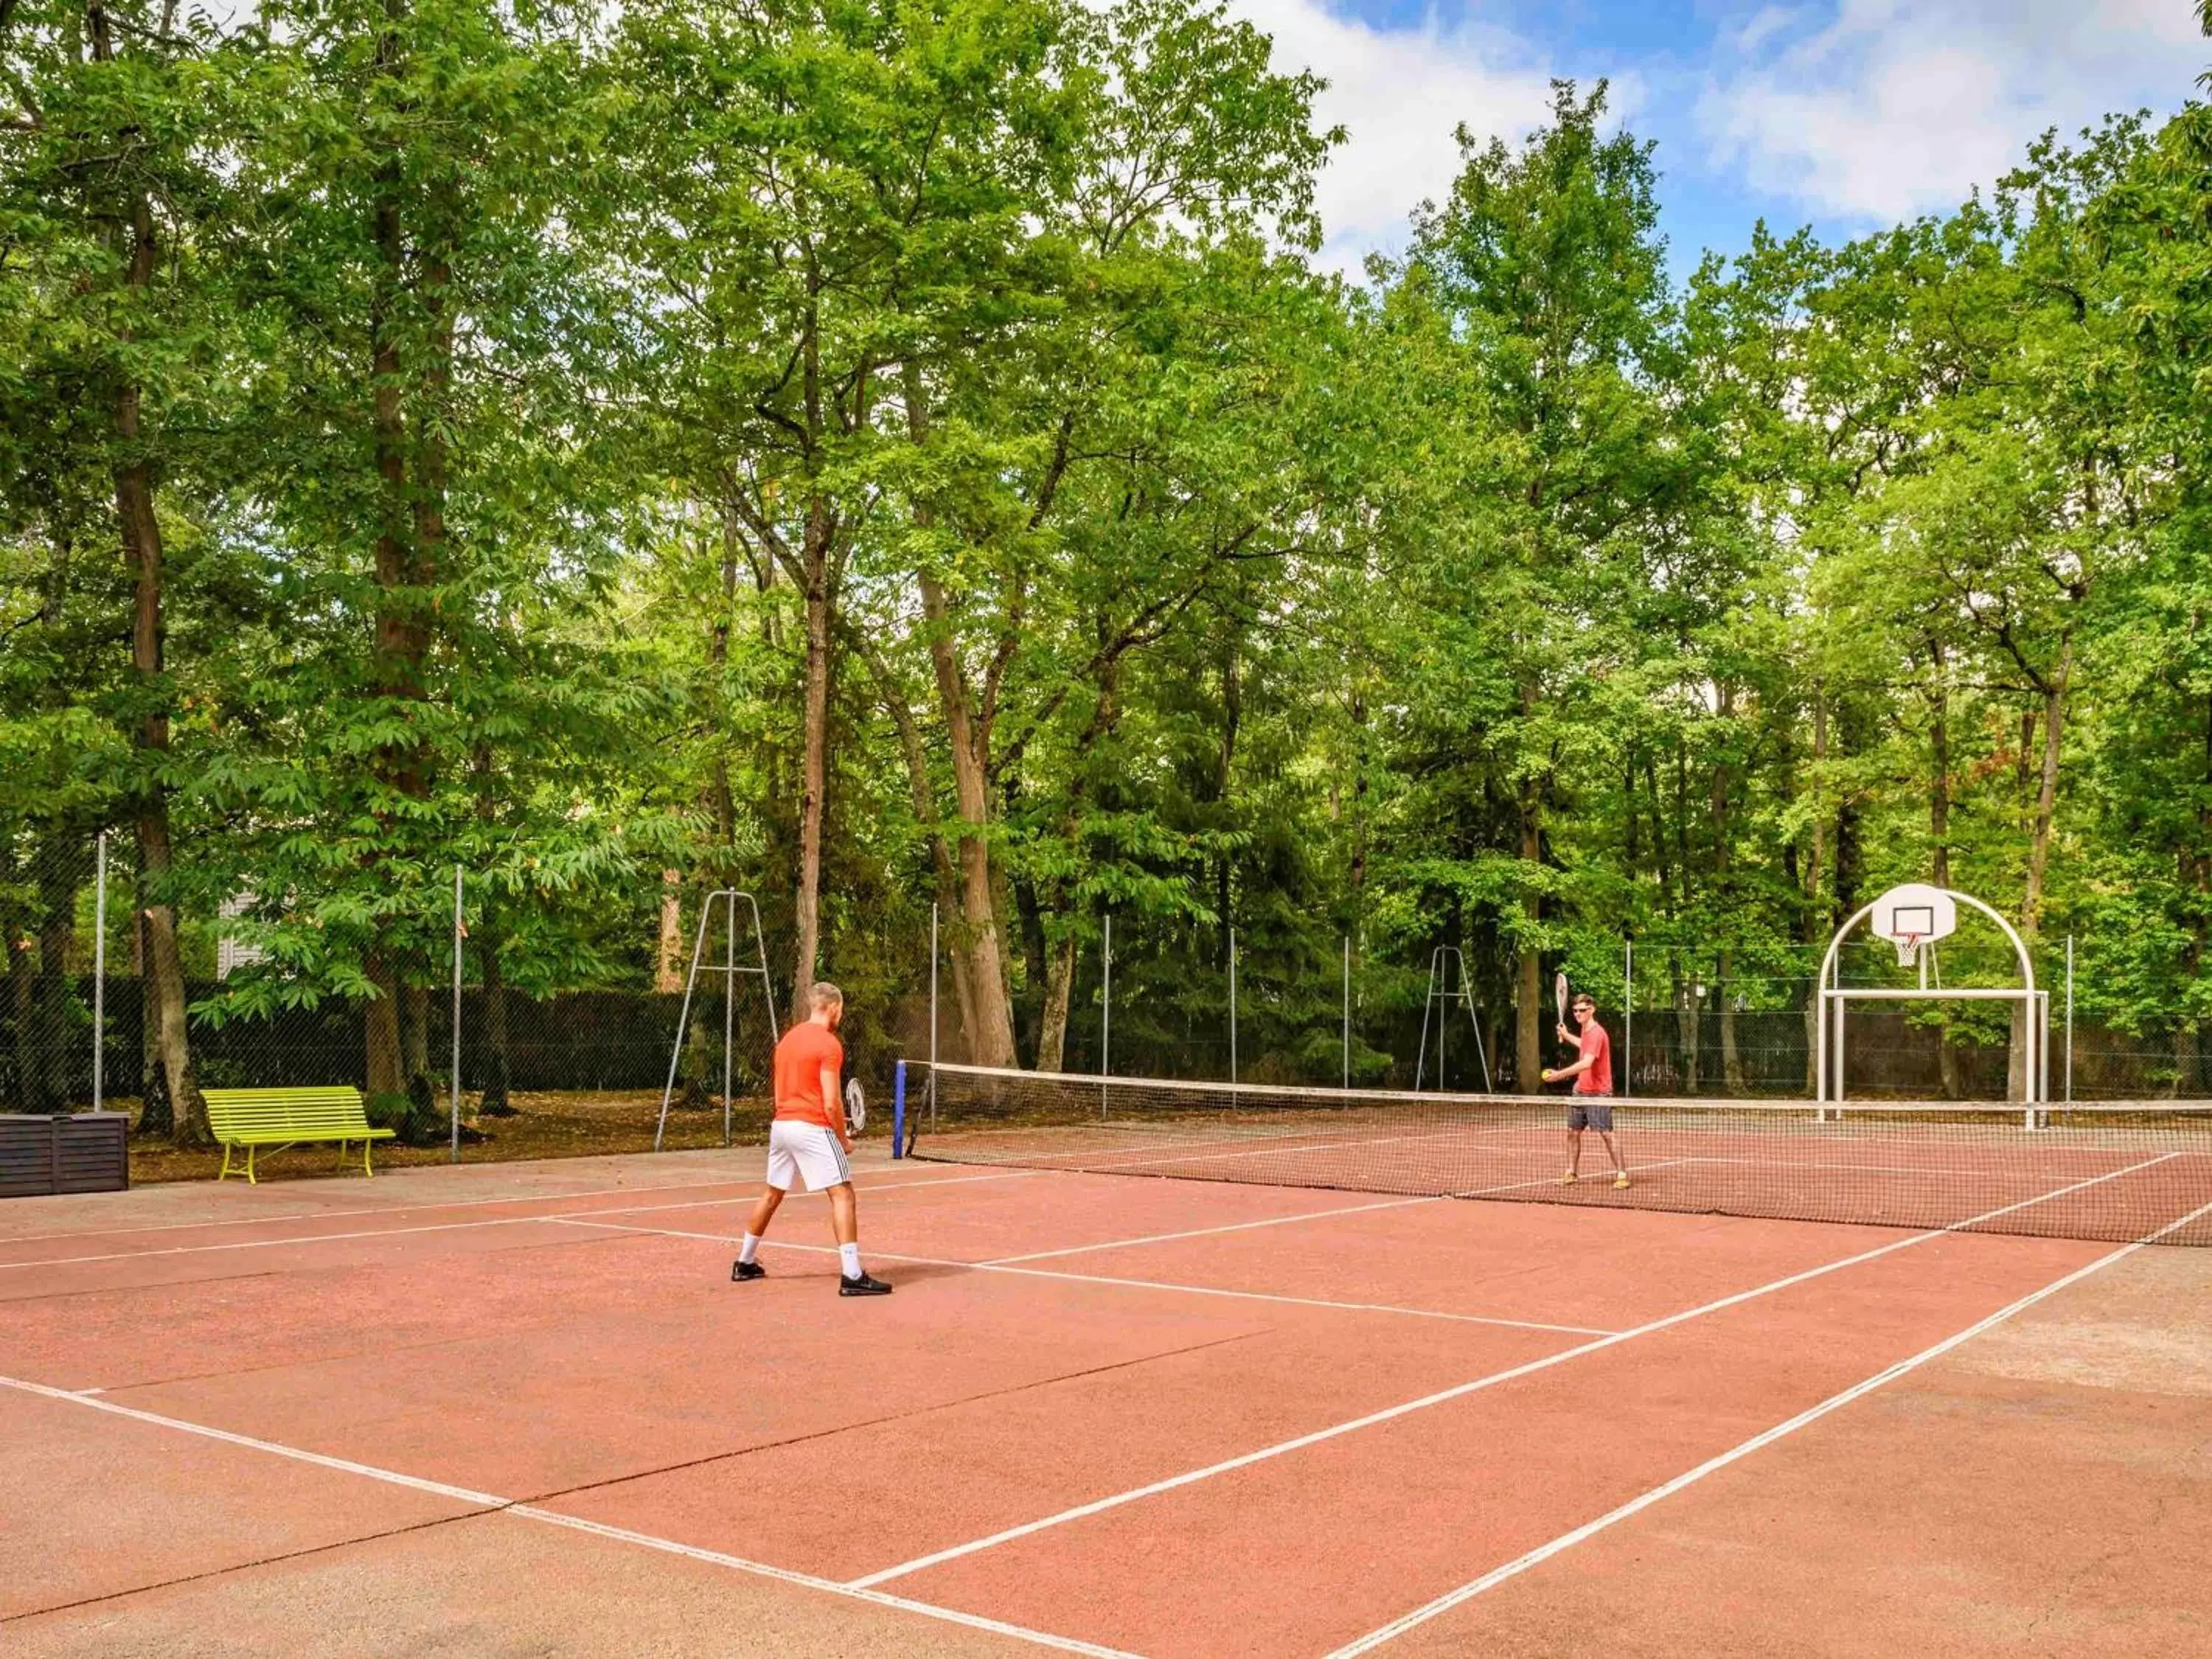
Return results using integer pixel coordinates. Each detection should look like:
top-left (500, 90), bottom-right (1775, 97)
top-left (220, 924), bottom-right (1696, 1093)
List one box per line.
top-left (731, 981), bottom-right (891, 1295)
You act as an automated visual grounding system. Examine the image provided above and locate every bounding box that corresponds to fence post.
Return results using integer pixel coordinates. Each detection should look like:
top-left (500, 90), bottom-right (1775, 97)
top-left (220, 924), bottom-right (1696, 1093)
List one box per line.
top-left (893, 1060), bottom-right (906, 1159)
top-left (1623, 937), bottom-right (1632, 1099)
top-left (450, 866), bottom-right (464, 1162)
top-left (1342, 935), bottom-right (1351, 1089)
top-left (1228, 928), bottom-right (1237, 1086)
top-left (92, 832), bottom-right (108, 1114)
top-left (2065, 934), bottom-right (2073, 1105)
top-left (928, 902), bottom-right (939, 1129)
top-left (1101, 914), bottom-right (1112, 1121)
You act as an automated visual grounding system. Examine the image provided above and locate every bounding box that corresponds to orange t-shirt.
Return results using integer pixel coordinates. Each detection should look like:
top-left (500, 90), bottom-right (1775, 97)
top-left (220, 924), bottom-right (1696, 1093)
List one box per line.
top-left (773, 1021), bottom-right (844, 1130)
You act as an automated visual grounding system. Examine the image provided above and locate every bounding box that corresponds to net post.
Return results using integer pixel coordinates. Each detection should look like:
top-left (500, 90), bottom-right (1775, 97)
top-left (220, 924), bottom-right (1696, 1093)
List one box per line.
top-left (892, 1061), bottom-right (906, 1159)
top-left (451, 866), bottom-right (465, 1163)
top-left (91, 832), bottom-right (108, 1114)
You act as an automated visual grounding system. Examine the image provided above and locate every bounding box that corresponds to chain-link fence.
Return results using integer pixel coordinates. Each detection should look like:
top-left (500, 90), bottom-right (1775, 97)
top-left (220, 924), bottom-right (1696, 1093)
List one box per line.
top-left (8, 829), bottom-right (2209, 1179)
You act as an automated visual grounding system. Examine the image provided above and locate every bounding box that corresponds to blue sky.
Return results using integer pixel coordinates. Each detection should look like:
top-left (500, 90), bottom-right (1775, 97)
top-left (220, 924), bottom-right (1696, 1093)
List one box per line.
top-left (1234, 0), bottom-right (2211, 279)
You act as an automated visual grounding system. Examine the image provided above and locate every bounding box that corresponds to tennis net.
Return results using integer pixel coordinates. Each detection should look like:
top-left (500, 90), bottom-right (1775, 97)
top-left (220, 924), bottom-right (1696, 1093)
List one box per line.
top-left (897, 1062), bottom-right (2212, 1246)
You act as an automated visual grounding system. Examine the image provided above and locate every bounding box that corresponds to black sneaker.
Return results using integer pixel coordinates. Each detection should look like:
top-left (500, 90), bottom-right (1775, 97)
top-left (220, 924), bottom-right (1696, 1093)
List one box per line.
top-left (838, 1272), bottom-right (893, 1296)
top-left (732, 1260), bottom-right (766, 1282)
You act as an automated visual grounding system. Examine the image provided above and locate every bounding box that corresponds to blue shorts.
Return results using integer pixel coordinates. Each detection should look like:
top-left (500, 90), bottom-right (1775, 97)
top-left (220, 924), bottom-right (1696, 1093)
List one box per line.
top-left (1566, 1097), bottom-right (1614, 1133)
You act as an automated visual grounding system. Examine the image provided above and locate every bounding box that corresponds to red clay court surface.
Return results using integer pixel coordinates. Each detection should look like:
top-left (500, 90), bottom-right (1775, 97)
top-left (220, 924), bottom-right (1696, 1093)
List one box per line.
top-left (4, 1146), bottom-right (2209, 1657)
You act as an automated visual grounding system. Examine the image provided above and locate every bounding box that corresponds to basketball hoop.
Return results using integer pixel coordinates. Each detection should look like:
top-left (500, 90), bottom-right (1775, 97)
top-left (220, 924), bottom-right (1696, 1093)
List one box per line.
top-left (1892, 932), bottom-right (1923, 969)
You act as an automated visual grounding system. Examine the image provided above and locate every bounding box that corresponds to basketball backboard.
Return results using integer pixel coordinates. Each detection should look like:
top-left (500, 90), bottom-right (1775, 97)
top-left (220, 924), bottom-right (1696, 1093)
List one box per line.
top-left (1869, 882), bottom-right (1956, 966)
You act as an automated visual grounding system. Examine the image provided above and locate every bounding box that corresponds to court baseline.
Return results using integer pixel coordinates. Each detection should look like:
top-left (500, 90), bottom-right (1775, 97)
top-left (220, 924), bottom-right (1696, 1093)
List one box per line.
top-left (552, 1218), bottom-right (1621, 1337)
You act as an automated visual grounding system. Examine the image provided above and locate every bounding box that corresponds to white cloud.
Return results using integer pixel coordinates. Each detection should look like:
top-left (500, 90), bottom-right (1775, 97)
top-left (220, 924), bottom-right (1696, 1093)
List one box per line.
top-left (1698, 0), bottom-right (2206, 223)
top-left (1229, 0), bottom-right (1611, 274)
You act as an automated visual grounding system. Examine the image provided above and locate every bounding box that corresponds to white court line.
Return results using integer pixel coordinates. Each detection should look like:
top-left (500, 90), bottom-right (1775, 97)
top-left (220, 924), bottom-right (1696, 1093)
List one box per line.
top-left (984, 1197), bottom-right (1436, 1265)
top-left (0, 1374), bottom-right (1133, 1658)
top-left (554, 1218), bottom-right (1623, 1338)
top-left (0, 1169), bottom-right (1040, 1273)
top-left (844, 1152), bottom-right (2180, 1590)
top-left (974, 1159), bottom-right (1703, 1268)
top-left (0, 1178), bottom-right (757, 1248)
top-left (1324, 1189), bottom-right (2212, 1657)
top-left (0, 1160), bottom-right (1005, 1251)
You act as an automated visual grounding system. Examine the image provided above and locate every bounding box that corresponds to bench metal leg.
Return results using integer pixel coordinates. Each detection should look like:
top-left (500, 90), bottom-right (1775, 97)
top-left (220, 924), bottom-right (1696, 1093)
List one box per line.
top-left (218, 1142), bottom-right (237, 1182)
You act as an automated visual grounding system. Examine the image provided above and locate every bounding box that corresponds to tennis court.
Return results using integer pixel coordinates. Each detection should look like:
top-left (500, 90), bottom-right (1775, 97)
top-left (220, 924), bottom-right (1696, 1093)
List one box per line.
top-left (7, 1077), bottom-right (2211, 1657)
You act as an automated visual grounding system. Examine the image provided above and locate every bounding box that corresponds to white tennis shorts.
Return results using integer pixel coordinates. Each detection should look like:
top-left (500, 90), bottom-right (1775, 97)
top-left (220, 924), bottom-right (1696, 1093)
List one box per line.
top-left (765, 1120), bottom-right (851, 1192)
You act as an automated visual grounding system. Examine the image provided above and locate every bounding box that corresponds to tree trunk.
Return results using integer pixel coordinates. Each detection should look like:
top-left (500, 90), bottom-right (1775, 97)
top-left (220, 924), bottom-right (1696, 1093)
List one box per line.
top-left (479, 910), bottom-right (514, 1113)
top-left (1516, 799), bottom-right (1543, 1095)
top-left (866, 646), bottom-right (979, 1053)
top-left (364, 0), bottom-right (438, 1119)
top-left (31, 848), bottom-right (80, 1111)
top-left (1031, 655), bottom-right (1124, 1073)
top-left (1037, 932), bottom-right (1080, 1073)
top-left (1928, 642), bottom-right (1964, 1098)
top-left (402, 981), bottom-right (431, 1088)
top-left (788, 501), bottom-right (833, 1014)
top-left (131, 869), bottom-right (173, 1138)
top-left (88, 9), bottom-right (210, 1144)
top-left (1710, 697), bottom-right (1742, 1093)
top-left (1717, 951), bottom-right (1743, 1094)
top-left (1672, 954), bottom-right (1700, 1095)
top-left (1804, 685), bottom-right (1828, 1093)
top-left (656, 870), bottom-right (684, 993)
top-left (4, 907), bottom-right (33, 1110)
top-left (919, 571), bottom-right (1018, 1067)
top-left (364, 957), bottom-right (403, 1097)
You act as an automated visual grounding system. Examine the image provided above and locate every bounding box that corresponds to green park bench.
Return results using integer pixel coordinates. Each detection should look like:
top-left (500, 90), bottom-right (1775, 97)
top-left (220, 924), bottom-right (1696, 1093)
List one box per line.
top-left (203, 1087), bottom-right (395, 1183)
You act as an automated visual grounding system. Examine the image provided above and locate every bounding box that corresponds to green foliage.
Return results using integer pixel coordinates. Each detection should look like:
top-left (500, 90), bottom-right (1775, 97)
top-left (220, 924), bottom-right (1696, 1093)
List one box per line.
top-left (7, 4), bottom-right (2212, 1103)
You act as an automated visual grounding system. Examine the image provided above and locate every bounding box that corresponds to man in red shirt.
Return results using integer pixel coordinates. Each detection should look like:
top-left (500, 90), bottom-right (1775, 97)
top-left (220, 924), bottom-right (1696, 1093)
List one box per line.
top-left (1541, 992), bottom-right (1629, 1190)
top-left (731, 982), bottom-right (891, 1295)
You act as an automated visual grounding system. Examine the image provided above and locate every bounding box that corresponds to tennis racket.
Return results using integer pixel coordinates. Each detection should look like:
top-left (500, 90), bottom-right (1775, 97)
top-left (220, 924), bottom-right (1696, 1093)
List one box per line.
top-left (843, 1077), bottom-right (866, 1136)
top-left (1554, 969), bottom-right (1570, 1031)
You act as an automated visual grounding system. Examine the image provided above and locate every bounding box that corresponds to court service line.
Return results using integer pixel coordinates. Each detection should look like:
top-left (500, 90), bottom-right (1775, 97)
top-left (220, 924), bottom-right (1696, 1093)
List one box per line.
top-left (984, 1197), bottom-right (1439, 1265)
top-left (844, 1151), bottom-right (2180, 1589)
top-left (0, 1169), bottom-right (1040, 1273)
top-left (1324, 1190), bottom-right (2212, 1657)
top-left (0, 1372), bottom-right (1136, 1658)
top-left (551, 1220), bottom-right (1623, 1338)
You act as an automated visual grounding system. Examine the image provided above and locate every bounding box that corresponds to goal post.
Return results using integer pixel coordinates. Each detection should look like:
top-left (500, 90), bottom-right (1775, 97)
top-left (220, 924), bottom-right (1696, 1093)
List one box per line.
top-left (1816, 885), bottom-right (2046, 1119)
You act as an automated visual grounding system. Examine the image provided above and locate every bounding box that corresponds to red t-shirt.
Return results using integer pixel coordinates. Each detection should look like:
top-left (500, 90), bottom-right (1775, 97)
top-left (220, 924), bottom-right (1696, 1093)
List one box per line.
top-left (773, 1022), bottom-right (844, 1130)
top-left (1573, 1021), bottom-right (1613, 1096)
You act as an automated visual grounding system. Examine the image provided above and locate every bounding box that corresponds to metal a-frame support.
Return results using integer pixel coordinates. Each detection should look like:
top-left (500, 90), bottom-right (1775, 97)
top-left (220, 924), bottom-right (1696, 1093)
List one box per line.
top-left (1413, 945), bottom-right (1492, 1093)
top-left (654, 889), bottom-right (779, 1151)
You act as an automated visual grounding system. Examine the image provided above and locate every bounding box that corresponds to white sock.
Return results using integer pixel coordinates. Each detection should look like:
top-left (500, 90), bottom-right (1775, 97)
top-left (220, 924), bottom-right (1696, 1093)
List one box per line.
top-left (839, 1243), bottom-right (863, 1280)
top-left (739, 1234), bottom-right (761, 1265)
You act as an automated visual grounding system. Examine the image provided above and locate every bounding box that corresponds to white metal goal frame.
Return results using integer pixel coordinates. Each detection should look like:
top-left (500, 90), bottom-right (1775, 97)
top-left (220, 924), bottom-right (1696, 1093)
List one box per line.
top-left (1815, 886), bottom-right (2050, 1124)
